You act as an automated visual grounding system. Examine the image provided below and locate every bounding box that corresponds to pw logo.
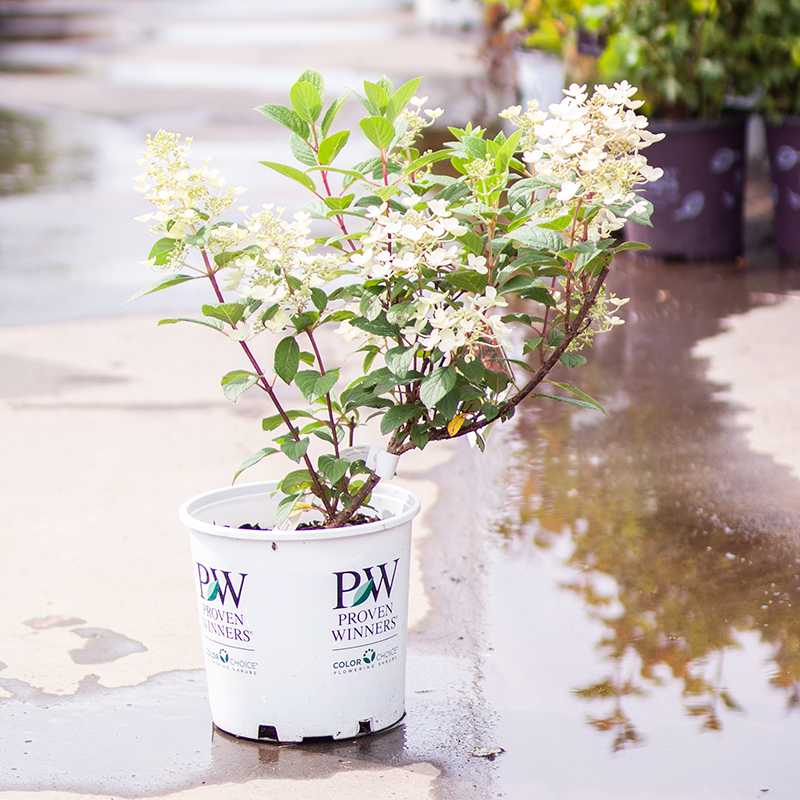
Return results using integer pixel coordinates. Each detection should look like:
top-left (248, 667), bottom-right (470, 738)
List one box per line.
top-left (333, 559), bottom-right (400, 610)
top-left (197, 562), bottom-right (247, 608)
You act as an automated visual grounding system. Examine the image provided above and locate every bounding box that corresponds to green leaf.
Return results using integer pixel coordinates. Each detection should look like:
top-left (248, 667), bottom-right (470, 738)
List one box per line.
top-left (420, 366), bottom-right (457, 409)
top-left (445, 270), bottom-right (488, 294)
top-left (295, 369), bottom-right (338, 402)
top-left (537, 381), bottom-right (607, 415)
top-left (278, 469), bottom-right (313, 494)
top-left (613, 240), bottom-right (651, 252)
top-left (351, 578), bottom-right (375, 607)
top-left (463, 135), bottom-right (487, 160)
top-left (259, 161), bottom-right (316, 192)
top-left (321, 92), bottom-right (350, 136)
top-left (456, 229), bottom-right (484, 255)
top-left (385, 345), bottom-right (416, 377)
top-left (519, 286), bottom-right (558, 306)
top-left (147, 237), bottom-right (178, 265)
top-left (233, 447), bottom-right (278, 482)
top-left (214, 244), bottom-right (259, 268)
top-left (202, 303), bottom-right (247, 326)
top-left (306, 164), bottom-right (365, 182)
top-left (273, 492), bottom-right (302, 529)
top-left (297, 68), bottom-right (324, 101)
top-left (507, 176), bottom-right (559, 207)
top-left (359, 286), bottom-right (383, 321)
top-left (559, 353), bottom-right (587, 370)
top-left (499, 273), bottom-right (541, 293)
top-left (124, 272), bottom-right (196, 306)
top-left (318, 454), bottom-right (350, 485)
top-left (363, 80), bottom-right (389, 113)
top-left (323, 194), bottom-right (355, 213)
top-left (485, 368), bottom-right (511, 394)
top-left (318, 130), bottom-right (350, 165)
top-left (454, 357), bottom-right (483, 385)
top-left (310, 287), bottom-right (327, 311)
top-left (410, 424), bottom-right (430, 449)
top-left (545, 328), bottom-right (565, 348)
top-left (255, 104), bottom-right (308, 138)
top-left (290, 80), bottom-right (323, 124)
top-left (184, 226), bottom-right (211, 247)
top-left (274, 336), bottom-right (301, 384)
top-left (290, 133), bottom-right (318, 166)
top-left (380, 404), bottom-right (422, 435)
top-left (403, 149), bottom-right (453, 177)
top-left (522, 337), bottom-right (543, 354)
top-left (350, 314), bottom-right (398, 337)
top-left (291, 310), bottom-right (319, 333)
top-left (157, 316), bottom-right (224, 331)
top-left (360, 116), bottom-right (396, 150)
top-left (386, 301), bottom-right (416, 326)
top-left (221, 370), bottom-right (260, 401)
top-left (281, 437), bottom-right (310, 463)
top-left (511, 223), bottom-right (565, 251)
top-left (262, 409), bottom-right (314, 431)
top-left (372, 184), bottom-right (400, 201)
top-left (385, 77), bottom-right (421, 121)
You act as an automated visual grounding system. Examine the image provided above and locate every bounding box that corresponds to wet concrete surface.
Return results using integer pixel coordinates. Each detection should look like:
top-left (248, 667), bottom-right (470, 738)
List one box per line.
top-left (2, 2), bottom-right (800, 799)
top-left (480, 261), bottom-right (800, 798)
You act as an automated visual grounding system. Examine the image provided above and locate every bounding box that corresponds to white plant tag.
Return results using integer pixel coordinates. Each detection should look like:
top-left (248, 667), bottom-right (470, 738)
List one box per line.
top-left (339, 445), bottom-right (399, 479)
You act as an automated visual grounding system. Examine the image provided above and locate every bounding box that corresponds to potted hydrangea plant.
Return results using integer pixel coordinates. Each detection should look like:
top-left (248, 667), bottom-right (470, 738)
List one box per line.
top-left (736, 0), bottom-right (800, 257)
top-left (132, 69), bottom-right (662, 743)
top-left (481, 0), bottom-right (612, 118)
top-left (598, 0), bottom-right (751, 260)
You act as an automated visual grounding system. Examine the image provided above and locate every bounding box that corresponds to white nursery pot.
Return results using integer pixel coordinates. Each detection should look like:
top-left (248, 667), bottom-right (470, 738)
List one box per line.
top-left (180, 481), bottom-right (421, 743)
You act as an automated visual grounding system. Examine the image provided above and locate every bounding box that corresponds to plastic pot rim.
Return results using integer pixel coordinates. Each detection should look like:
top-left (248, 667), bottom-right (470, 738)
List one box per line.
top-left (179, 480), bottom-right (421, 543)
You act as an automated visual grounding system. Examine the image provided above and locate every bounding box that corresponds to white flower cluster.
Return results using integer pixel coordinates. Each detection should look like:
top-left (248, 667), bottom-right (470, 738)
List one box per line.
top-left (402, 287), bottom-right (512, 360)
top-left (135, 131), bottom-right (352, 340)
top-left (499, 100), bottom-right (547, 153)
top-left (223, 207), bottom-right (349, 336)
top-left (350, 199), bottom-right (466, 280)
top-left (134, 130), bottom-right (245, 268)
top-left (337, 199), bottom-right (511, 360)
top-left (396, 95), bottom-right (444, 151)
top-left (511, 82), bottom-right (664, 237)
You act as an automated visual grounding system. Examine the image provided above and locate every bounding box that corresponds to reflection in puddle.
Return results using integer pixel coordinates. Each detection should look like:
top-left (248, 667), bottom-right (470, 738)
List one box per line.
top-left (0, 108), bottom-right (90, 196)
top-left (0, 110), bottom-right (48, 195)
top-left (486, 262), bottom-right (800, 797)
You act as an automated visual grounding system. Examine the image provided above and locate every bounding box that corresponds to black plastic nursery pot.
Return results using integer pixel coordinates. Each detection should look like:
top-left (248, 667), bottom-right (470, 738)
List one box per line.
top-left (626, 116), bottom-right (747, 261)
top-left (765, 116), bottom-right (800, 258)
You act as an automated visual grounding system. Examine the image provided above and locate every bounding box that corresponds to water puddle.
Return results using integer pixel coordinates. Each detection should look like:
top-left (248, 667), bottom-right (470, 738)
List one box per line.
top-left (483, 261), bottom-right (800, 799)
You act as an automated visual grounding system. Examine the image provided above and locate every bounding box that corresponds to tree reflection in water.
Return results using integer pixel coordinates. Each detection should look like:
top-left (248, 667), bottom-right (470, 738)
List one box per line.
top-left (498, 262), bottom-right (800, 752)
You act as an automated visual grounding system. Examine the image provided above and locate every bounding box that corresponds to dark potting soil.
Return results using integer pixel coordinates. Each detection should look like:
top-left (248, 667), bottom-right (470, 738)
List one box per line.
top-left (296, 513), bottom-right (377, 530)
top-left (229, 514), bottom-right (378, 531)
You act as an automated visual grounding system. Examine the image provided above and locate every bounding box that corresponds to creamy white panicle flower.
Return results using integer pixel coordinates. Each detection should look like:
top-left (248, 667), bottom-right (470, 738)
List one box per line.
top-left (474, 286), bottom-right (508, 310)
top-left (427, 198), bottom-right (451, 217)
top-left (501, 81), bottom-right (665, 231)
top-left (557, 181), bottom-right (580, 202)
top-left (348, 204), bottom-right (470, 282)
top-left (467, 254), bottom-right (488, 273)
top-left (135, 131), bottom-right (246, 270)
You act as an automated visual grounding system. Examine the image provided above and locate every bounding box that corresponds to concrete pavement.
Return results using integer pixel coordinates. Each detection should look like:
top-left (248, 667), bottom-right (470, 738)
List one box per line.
top-left (3, 1), bottom-right (800, 797)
